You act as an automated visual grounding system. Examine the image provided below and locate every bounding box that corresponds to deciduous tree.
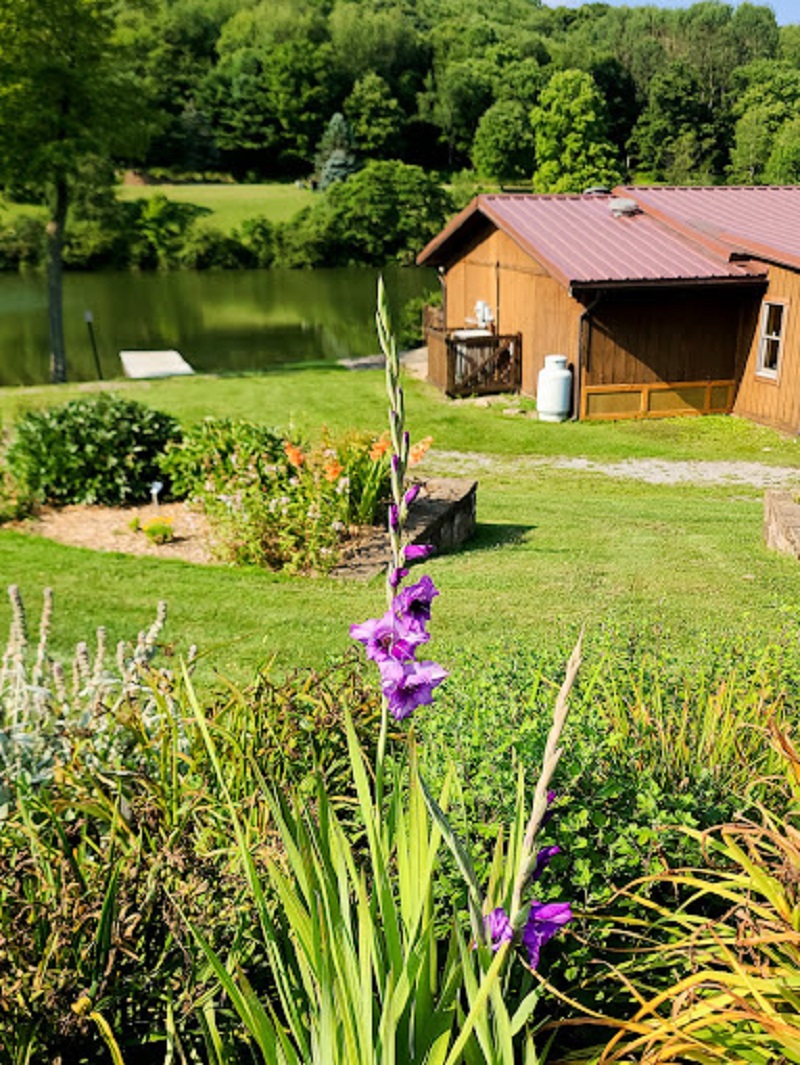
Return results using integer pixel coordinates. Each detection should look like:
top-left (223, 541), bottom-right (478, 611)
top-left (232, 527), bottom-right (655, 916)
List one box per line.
top-left (0, 0), bottom-right (146, 382)
top-left (531, 69), bottom-right (621, 193)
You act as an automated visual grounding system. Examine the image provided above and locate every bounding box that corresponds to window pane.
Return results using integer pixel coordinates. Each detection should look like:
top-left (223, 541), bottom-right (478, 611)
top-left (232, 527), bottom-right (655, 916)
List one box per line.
top-left (763, 336), bottom-right (780, 372)
top-left (766, 303), bottom-right (784, 337)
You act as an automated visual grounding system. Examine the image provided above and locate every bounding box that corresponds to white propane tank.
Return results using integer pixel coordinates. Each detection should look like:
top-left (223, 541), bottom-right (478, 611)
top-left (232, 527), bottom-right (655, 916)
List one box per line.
top-left (537, 355), bottom-right (572, 422)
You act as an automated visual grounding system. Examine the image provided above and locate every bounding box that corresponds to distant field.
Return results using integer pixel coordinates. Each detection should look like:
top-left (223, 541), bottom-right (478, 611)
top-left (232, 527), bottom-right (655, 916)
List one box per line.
top-left (116, 182), bottom-right (315, 231)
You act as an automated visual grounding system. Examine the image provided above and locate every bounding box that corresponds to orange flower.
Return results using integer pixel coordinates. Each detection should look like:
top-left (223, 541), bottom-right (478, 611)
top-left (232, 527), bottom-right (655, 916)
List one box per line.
top-left (284, 442), bottom-right (305, 468)
top-left (323, 459), bottom-right (344, 482)
top-left (409, 435), bottom-right (433, 466)
top-left (370, 433), bottom-right (391, 462)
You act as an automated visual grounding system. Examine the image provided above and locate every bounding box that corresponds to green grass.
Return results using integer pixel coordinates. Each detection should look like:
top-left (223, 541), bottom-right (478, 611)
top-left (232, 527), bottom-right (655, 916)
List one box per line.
top-left (1, 369), bottom-right (799, 464)
top-left (117, 182), bottom-right (314, 231)
top-left (3, 367), bottom-right (800, 683)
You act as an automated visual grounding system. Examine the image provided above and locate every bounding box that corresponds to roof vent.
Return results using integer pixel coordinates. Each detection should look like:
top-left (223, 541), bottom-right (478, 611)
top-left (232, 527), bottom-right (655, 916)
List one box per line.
top-left (583, 186), bottom-right (610, 196)
top-left (609, 197), bottom-right (641, 218)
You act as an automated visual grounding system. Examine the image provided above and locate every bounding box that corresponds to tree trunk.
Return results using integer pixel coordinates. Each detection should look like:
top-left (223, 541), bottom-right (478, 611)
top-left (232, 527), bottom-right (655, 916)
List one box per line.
top-left (46, 179), bottom-right (69, 384)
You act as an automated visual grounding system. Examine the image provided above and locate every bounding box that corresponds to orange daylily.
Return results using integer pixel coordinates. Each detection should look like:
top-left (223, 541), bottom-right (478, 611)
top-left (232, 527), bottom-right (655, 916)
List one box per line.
top-left (370, 433), bottom-right (391, 461)
top-left (409, 436), bottom-right (433, 466)
top-left (284, 442), bottom-right (306, 468)
top-left (323, 459), bottom-right (344, 482)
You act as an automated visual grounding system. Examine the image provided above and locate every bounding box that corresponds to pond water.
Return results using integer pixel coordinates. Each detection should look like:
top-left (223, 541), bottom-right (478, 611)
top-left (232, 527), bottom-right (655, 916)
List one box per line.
top-left (0, 265), bottom-right (436, 386)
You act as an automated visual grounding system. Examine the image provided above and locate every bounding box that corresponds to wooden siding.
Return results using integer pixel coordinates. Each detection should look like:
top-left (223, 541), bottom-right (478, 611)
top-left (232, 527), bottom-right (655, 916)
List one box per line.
top-left (732, 263), bottom-right (800, 434)
top-left (584, 289), bottom-right (748, 387)
top-left (443, 225), bottom-right (582, 395)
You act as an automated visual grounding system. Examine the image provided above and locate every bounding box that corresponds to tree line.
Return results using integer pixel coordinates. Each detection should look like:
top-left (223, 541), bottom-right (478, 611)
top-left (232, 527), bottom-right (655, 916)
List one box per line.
top-left (111, 0), bottom-right (800, 187)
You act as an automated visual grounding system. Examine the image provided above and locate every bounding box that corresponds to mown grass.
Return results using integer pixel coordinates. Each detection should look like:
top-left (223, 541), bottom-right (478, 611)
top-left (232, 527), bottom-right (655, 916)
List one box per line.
top-left (117, 181), bottom-right (315, 230)
top-left (2, 367), bottom-right (800, 464)
top-left (3, 461), bottom-right (800, 683)
top-left (3, 366), bottom-right (800, 681)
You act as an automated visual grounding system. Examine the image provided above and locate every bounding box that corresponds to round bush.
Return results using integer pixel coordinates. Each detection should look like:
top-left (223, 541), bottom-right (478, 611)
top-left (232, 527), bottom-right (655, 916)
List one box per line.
top-left (7, 394), bottom-right (182, 506)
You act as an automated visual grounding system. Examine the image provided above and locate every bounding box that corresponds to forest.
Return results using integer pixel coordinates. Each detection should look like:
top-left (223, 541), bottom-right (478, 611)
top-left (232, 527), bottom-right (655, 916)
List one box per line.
top-left (105, 0), bottom-right (800, 188)
top-left (3, 0), bottom-right (800, 194)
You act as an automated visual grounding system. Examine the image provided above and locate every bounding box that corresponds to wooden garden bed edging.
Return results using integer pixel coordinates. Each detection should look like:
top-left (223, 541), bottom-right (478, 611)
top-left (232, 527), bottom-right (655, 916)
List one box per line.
top-left (330, 478), bottom-right (477, 581)
top-left (764, 489), bottom-right (800, 558)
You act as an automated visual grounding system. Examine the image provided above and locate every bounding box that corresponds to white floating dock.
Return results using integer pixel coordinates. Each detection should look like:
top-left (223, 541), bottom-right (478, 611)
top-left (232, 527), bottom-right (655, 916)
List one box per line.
top-left (119, 350), bottom-right (194, 379)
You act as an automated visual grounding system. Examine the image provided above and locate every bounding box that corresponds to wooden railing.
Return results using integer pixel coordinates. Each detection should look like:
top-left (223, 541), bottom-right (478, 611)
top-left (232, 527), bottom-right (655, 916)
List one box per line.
top-left (425, 328), bottom-right (522, 396)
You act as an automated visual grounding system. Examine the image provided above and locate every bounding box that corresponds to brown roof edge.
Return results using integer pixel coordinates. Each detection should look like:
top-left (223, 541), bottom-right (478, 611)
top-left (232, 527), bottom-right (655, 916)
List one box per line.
top-left (416, 196), bottom-right (484, 266)
top-left (416, 193), bottom-right (573, 289)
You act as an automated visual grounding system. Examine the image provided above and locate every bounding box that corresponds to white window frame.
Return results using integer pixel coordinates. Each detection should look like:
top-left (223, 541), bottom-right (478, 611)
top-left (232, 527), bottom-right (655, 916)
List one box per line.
top-left (756, 299), bottom-right (787, 381)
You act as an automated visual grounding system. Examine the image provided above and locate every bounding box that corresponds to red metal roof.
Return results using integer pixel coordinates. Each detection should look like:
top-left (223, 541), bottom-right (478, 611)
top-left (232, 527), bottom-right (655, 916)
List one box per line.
top-left (417, 193), bottom-right (764, 288)
top-left (618, 185), bottom-right (800, 271)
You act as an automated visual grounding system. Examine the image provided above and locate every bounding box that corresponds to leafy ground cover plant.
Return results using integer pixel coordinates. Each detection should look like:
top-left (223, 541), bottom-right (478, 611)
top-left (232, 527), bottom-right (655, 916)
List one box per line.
top-left (6, 393), bottom-right (181, 506)
top-left (561, 722), bottom-right (800, 1063)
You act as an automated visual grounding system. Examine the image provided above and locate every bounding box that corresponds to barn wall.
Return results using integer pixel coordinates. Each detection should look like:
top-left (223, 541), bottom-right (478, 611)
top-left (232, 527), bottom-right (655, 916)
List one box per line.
top-left (732, 264), bottom-right (800, 434)
top-left (444, 226), bottom-right (583, 395)
top-left (585, 288), bottom-right (749, 385)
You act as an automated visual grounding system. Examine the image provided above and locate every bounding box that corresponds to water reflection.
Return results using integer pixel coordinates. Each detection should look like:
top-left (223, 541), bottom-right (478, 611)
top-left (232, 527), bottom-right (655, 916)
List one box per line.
top-left (0, 266), bottom-right (435, 386)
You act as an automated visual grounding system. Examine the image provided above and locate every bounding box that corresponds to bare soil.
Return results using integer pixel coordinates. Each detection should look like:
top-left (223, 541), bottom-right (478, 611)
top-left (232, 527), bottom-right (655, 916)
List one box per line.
top-left (8, 502), bottom-right (217, 564)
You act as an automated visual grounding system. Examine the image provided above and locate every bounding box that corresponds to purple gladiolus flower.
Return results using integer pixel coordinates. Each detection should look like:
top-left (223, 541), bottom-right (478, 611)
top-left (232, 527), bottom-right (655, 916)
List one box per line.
top-left (404, 484), bottom-right (421, 507)
top-left (520, 901), bottom-right (573, 970)
top-left (404, 543), bottom-right (435, 562)
top-left (485, 908), bottom-right (513, 950)
top-left (378, 657), bottom-right (448, 720)
top-left (389, 566), bottom-right (409, 588)
top-left (350, 611), bottom-right (428, 662)
top-left (394, 575), bottom-right (439, 631)
top-left (531, 845), bottom-right (560, 882)
top-left (389, 504), bottom-right (399, 530)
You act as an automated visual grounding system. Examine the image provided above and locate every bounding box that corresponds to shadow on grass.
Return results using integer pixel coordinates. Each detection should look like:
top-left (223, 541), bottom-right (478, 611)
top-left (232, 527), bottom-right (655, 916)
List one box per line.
top-left (456, 522), bottom-right (535, 555)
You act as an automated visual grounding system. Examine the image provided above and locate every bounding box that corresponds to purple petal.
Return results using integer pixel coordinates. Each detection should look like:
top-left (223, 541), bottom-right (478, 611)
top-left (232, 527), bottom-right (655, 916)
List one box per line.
top-left (389, 504), bottom-right (399, 530)
top-left (404, 543), bottom-right (435, 562)
top-left (531, 845), bottom-right (560, 882)
top-left (404, 484), bottom-right (421, 507)
top-left (378, 658), bottom-right (448, 720)
top-left (521, 901), bottom-right (572, 970)
top-left (350, 611), bottom-right (428, 662)
top-left (389, 566), bottom-right (408, 588)
top-left (484, 907), bottom-right (513, 951)
top-left (394, 575), bottom-right (439, 631)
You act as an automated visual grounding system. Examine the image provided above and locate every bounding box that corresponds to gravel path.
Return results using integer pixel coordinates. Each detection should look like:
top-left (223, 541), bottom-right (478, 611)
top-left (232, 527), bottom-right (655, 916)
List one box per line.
top-left (422, 451), bottom-right (800, 488)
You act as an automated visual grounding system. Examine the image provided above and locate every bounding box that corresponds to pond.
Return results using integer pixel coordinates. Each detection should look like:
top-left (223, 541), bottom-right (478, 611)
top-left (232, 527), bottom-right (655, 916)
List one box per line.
top-left (0, 265), bottom-right (436, 387)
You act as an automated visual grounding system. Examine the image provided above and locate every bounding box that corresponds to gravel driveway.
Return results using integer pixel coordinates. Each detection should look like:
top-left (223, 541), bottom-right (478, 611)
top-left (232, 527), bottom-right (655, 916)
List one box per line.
top-left (424, 451), bottom-right (800, 488)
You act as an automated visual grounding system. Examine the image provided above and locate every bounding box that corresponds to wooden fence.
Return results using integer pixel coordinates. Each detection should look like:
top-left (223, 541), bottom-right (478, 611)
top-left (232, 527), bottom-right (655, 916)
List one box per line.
top-left (425, 328), bottom-right (522, 397)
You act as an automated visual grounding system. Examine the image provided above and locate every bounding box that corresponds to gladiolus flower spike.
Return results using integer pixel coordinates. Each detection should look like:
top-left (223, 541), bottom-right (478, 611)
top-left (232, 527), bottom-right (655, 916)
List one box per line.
top-left (483, 841), bottom-right (572, 969)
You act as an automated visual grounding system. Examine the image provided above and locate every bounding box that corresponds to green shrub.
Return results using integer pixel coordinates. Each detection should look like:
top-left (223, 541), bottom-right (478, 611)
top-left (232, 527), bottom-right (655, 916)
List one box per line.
top-left (0, 215), bottom-right (45, 269)
top-left (235, 214), bottom-right (275, 267)
top-left (62, 218), bottom-right (131, 269)
top-left (7, 394), bottom-right (182, 506)
top-left (160, 416), bottom-right (286, 499)
top-left (276, 160), bottom-right (454, 267)
top-left (178, 222), bottom-right (254, 269)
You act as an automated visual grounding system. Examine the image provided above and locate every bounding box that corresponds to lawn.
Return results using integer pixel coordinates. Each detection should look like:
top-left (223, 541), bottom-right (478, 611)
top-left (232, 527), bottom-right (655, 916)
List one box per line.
top-left (3, 367), bottom-right (800, 683)
top-left (116, 181), bottom-right (315, 231)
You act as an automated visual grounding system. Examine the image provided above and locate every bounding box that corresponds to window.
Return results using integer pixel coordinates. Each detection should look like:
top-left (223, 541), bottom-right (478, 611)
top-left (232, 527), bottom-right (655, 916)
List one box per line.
top-left (756, 300), bottom-right (787, 379)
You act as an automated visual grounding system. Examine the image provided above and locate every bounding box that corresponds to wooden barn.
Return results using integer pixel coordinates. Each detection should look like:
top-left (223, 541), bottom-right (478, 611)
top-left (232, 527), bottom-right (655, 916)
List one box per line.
top-left (417, 186), bottom-right (800, 431)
